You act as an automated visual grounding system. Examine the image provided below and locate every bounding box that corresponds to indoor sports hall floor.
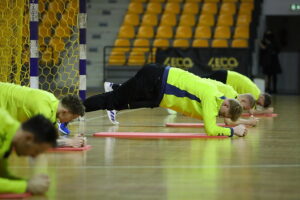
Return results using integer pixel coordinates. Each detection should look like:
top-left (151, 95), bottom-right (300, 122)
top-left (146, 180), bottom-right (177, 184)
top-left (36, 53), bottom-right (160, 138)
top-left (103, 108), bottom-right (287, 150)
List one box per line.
top-left (9, 95), bottom-right (300, 200)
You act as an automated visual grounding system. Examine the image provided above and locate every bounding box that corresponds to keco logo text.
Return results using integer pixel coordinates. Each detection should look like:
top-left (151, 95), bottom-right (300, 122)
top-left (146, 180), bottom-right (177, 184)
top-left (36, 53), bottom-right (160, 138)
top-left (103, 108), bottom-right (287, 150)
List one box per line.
top-left (163, 57), bottom-right (194, 69)
top-left (208, 57), bottom-right (238, 70)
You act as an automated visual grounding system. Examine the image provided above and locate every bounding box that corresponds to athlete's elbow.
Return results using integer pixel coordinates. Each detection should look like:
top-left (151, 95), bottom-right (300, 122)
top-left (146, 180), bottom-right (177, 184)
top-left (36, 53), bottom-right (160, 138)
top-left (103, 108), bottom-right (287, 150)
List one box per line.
top-left (204, 127), bottom-right (218, 136)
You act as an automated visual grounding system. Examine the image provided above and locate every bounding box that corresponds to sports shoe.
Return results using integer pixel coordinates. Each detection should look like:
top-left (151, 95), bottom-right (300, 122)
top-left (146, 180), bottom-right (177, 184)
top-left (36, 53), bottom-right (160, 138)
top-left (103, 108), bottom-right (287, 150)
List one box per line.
top-left (104, 82), bottom-right (114, 92)
top-left (58, 122), bottom-right (70, 135)
top-left (107, 110), bottom-right (119, 125)
top-left (104, 82), bottom-right (119, 125)
top-left (167, 108), bottom-right (177, 115)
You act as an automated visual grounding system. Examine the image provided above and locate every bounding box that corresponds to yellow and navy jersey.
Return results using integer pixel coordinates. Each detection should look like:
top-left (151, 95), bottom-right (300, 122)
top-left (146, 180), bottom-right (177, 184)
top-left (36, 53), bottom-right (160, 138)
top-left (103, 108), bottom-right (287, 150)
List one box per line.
top-left (159, 67), bottom-right (233, 136)
top-left (0, 82), bottom-right (59, 123)
top-left (202, 78), bottom-right (238, 99)
top-left (227, 71), bottom-right (261, 100)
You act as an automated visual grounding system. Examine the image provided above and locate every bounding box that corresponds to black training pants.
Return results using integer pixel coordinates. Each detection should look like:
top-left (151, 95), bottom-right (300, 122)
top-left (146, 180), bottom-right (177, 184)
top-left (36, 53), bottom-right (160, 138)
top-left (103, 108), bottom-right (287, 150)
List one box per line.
top-left (84, 64), bottom-right (165, 112)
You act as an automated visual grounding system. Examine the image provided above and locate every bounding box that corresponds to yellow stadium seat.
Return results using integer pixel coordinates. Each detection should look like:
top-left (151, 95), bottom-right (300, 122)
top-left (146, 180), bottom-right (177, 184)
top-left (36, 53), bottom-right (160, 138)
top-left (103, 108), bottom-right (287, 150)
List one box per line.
top-left (175, 26), bottom-right (192, 39)
top-left (118, 25), bottom-right (135, 39)
top-left (231, 39), bottom-right (248, 48)
top-left (55, 25), bottom-right (71, 38)
top-left (39, 2), bottom-right (45, 13)
top-left (164, 2), bottom-right (181, 14)
top-left (179, 14), bottom-right (196, 26)
top-left (153, 38), bottom-right (170, 48)
top-left (240, 0), bottom-right (254, 2)
top-left (173, 39), bottom-right (190, 47)
top-left (236, 14), bottom-right (251, 26)
top-left (168, 0), bottom-right (184, 2)
top-left (21, 46), bottom-right (30, 65)
top-left (220, 3), bottom-right (236, 15)
top-left (127, 2), bottom-right (144, 14)
top-left (233, 26), bottom-right (249, 39)
top-left (108, 51), bottom-right (126, 66)
top-left (223, 0), bottom-right (238, 2)
top-left (137, 25), bottom-right (155, 38)
top-left (148, 0), bottom-right (166, 2)
top-left (202, 3), bottom-right (218, 15)
top-left (239, 3), bottom-right (254, 15)
top-left (150, 38), bottom-right (169, 63)
top-left (141, 14), bottom-right (158, 26)
top-left (41, 12), bottom-right (57, 26)
top-left (146, 2), bottom-right (162, 14)
top-left (211, 39), bottom-right (228, 47)
top-left (217, 14), bottom-right (234, 26)
top-left (39, 25), bottom-right (52, 38)
top-left (40, 46), bottom-right (54, 64)
top-left (123, 14), bottom-right (140, 26)
top-left (156, 26), bottom-right (173, 39)
top-left (113, 38), bottom-right (131, 52)
top-left (49, 1), bottom-right (65, 13)
top-left (49, 37), bottom-right (65, 52)
top-left (194, 26), bottom-right (211, 39)
top-left (66, 0), bottom-right (78, 11)
top-left (185, 0), bottom-right (202, 2)
top-left (128, 51), bottom-right (146, 66)
top-left (132, 38), bottom-right (150, 52)
top-left (192, 39), bottom-right (209, 47)
top-left (198, 14), bottom-right (215, 26)
top-left (61, 11), bottom-right (77, 26)
top-left (23, 26), bottom-right (29, 38)
top-left (214, 26), bottom-right (231, 39)
top-left (182, 3), bottom-right (199, 14)
top-left (204, 0), bottom-right (220, 2)
top-left (160, 13), bottom-right (177, 26)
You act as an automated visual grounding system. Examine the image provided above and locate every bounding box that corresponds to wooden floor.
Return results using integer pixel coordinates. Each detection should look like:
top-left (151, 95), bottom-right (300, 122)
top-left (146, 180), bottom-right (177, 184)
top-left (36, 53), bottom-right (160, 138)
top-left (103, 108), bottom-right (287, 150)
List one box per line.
top-left (9, 95), bottom-right (300, 200)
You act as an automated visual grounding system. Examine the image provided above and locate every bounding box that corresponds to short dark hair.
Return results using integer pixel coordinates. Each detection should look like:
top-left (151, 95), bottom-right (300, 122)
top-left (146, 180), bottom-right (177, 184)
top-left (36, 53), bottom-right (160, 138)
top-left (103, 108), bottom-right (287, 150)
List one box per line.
top-left (228, 99), bottom-right (243, 121)
top-left (263, 93), bottom-right (272, 108)
top-left (22, 115), bottom-right (58, 147)
top-left (61, 95), bottom-right (85, 116)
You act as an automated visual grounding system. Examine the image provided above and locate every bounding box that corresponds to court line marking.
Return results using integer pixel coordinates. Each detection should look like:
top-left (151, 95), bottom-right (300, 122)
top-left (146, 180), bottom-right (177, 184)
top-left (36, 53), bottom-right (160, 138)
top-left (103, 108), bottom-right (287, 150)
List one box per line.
top-left (72, 108), bottom-right (147, 123)
top-left (10, 164), bottom-right (300, 169)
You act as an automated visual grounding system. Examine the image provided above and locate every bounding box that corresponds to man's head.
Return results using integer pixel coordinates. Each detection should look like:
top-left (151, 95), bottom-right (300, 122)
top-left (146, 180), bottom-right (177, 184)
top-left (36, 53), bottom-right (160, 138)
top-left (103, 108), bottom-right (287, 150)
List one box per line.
top-left (219, 99), bottom-right (243, 121)
top-left (13, 115), bottom-right (58, 158)
top-left (57, 95), bottom-right (85, 123)
top-left (257, 93), bottom-right (272, 108)
top-left (237, 93), bottom-right (256, 110)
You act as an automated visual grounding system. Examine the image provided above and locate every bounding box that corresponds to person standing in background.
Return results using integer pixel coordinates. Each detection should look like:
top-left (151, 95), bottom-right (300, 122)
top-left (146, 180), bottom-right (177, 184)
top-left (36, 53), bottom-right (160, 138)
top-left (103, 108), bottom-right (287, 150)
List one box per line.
top-left (259, 30), bottom-right (282, 93)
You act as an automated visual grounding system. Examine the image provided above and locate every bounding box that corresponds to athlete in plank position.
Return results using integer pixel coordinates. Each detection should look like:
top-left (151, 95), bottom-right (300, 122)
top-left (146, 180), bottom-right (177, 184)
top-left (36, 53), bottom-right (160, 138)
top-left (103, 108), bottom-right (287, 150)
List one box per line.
top-left (84, 64), bottom-right (247, 137)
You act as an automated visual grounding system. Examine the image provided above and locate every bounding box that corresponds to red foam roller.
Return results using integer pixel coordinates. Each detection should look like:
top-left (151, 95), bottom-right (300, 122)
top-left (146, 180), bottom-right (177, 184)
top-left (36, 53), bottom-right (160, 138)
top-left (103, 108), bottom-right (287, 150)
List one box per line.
top-left (48, 145), bottom-right (92, 152)
top-left (241, 113), bottom-right (278, 117)
top-left (93, 132), bottom-right (228, 139)
top-left (0, 193), bottom-right (31, 199)
top-left (165, 123), bottom-right (234, 128)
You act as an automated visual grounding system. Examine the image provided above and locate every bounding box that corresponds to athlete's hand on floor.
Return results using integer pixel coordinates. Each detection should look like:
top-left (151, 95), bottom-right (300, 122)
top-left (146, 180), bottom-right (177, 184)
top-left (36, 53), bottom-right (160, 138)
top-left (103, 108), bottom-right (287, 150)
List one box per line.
top-left (247, 116), bottom-right (259, 126)
top-left (27, 174), bottom-right (49, 194)
top-left (233, 125), bottom-right (247, 137)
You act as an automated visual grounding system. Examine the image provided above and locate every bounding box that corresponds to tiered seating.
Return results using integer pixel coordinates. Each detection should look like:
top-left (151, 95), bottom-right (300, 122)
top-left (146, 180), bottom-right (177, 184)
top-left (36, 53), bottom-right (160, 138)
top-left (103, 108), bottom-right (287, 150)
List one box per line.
top-left (110, 0), bottom-right (256, 66)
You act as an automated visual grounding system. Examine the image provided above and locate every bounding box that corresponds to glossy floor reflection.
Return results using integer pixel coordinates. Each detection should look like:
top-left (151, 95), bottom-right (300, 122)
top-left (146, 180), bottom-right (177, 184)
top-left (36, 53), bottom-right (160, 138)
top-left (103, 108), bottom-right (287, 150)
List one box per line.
top-left (8, 95), bottom-right (300, 200)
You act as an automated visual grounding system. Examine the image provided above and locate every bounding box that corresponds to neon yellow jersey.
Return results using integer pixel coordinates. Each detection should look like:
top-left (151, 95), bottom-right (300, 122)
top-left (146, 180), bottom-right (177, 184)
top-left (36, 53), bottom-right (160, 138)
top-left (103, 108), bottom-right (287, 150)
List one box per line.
top-left (0, 108), bottom-right (27, 194)
top-left (0, 82), bottom-right (59, 123)
top-left (159, 67), bottom-right (233, 136)
top-left (202, 78), bottom-right (238, 99)
top-left (227, 71), bottom-right (261, 100)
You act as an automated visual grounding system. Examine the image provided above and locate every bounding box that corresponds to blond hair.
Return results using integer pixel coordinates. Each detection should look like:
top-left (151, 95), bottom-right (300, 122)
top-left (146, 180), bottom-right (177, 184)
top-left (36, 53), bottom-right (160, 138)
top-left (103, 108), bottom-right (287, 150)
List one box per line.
top-left (240, 93), bottom-right (256, 108)
top-left (228, 99), bottom-right (243, 121)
